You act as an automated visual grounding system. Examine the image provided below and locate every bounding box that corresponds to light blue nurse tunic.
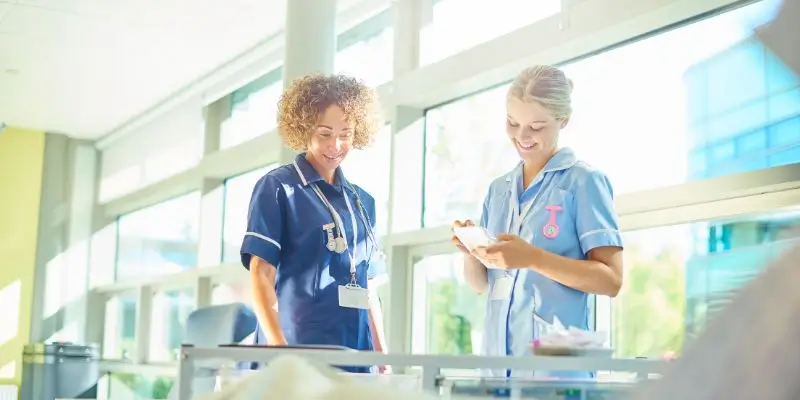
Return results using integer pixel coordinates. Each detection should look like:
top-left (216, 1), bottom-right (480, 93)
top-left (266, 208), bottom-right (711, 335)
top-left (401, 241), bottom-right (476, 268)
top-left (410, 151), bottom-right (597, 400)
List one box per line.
top-left (479, 147), bottom-right (623, 379)
top-left (240, 153), bottom-right (386, 372)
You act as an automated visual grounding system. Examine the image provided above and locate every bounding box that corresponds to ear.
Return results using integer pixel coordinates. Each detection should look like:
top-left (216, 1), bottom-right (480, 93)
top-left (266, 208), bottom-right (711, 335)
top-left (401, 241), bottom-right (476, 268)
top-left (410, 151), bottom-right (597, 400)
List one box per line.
top-left (560, 117), bottom-right (570, 129)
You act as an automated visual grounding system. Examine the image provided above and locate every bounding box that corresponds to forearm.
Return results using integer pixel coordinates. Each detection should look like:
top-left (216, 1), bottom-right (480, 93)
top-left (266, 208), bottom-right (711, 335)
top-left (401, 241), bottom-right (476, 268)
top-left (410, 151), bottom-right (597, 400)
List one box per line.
top-left (464, 255), bottom-right (489, 295)
top-left (249, 257), bottom-right (286, 345)
top-left (529, 248), bottom-right (621, 297)
top-left (367, 286), bottom-right (387, 353)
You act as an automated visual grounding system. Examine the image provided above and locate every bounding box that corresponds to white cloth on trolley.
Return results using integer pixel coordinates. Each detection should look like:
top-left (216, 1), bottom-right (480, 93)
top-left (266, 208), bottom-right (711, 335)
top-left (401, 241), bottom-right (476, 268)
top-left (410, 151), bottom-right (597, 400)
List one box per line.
top-left (200, 354), bottom-right (440, 400)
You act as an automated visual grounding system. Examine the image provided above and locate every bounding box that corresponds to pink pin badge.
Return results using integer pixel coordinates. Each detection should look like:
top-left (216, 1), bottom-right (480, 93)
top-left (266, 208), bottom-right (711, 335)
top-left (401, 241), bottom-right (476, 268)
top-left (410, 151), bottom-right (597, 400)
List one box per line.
top-left (542, 205), bottom-right (562, 239)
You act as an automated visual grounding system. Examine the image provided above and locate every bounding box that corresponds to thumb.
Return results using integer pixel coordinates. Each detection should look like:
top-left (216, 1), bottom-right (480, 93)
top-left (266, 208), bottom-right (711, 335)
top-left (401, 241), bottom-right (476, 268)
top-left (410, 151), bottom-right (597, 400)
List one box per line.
top-left (495, 233), bottom-right (517, 241)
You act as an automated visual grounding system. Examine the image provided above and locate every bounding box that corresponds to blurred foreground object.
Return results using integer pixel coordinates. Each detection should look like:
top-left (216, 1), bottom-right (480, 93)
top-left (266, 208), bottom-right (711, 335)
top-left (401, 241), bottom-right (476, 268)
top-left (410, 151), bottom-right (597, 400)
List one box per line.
top-left (200, 354), bottom-right (442, 400)
top-left (633, 243), bottom-right (800, 399)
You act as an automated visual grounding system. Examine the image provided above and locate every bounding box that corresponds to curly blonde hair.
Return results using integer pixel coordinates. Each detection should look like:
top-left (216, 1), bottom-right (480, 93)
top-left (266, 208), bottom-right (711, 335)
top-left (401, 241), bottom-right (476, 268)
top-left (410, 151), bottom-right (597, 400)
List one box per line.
top-left (277, 74), bottom-right (383, 151)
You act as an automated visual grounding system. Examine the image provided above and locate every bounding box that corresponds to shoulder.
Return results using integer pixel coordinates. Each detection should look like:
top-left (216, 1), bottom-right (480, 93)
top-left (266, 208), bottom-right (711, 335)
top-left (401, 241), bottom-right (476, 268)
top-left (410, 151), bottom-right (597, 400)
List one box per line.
top-left (560, 160), bottom-right (613, 192)
top-left (253, 164), bottom-right (299, 193)
top-left (486, 167), bottom-right (518, 196)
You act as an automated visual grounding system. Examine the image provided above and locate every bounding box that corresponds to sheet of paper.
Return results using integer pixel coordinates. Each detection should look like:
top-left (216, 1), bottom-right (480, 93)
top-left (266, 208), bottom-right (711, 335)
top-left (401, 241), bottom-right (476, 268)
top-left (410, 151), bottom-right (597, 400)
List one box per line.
top-left (453, 226), bottom-right (496, 251)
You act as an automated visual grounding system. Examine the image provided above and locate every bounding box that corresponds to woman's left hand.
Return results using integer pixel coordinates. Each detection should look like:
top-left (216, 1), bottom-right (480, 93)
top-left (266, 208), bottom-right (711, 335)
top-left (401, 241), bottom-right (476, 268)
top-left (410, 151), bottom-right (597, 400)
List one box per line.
top-left (473, 234), bottom-right (538, 270)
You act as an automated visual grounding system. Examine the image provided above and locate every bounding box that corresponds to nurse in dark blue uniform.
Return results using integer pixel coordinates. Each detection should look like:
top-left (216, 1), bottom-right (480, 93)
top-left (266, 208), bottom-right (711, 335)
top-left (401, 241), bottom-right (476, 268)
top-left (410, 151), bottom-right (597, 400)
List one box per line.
top-left (240, 74), bottom-right (387, 372)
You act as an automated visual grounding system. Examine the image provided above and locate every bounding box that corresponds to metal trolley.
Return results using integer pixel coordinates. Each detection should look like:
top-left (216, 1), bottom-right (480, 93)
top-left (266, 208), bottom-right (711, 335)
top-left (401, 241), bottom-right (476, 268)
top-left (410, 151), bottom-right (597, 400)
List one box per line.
top-left (175, 344), bottom-right (667, 400)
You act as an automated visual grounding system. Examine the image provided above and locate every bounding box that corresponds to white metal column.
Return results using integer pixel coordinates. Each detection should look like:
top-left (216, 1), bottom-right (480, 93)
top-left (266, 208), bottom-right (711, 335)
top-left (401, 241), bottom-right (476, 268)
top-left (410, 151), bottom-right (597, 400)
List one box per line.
top-left (280, 0), bottom-right (338, 165)
top-left (386, 0), bottom-right (425, 355)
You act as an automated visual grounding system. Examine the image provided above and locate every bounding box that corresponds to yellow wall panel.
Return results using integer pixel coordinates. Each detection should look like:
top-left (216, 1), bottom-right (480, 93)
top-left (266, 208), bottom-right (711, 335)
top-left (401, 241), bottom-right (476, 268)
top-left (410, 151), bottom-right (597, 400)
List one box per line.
top-left (0, 126), bottom-right (46, 386)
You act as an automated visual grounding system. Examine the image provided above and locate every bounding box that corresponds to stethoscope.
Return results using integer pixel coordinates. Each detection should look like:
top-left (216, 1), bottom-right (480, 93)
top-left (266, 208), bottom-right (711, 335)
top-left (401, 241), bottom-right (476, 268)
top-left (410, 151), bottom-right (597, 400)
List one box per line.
top-left (293, 162), bottom-right (383, 284)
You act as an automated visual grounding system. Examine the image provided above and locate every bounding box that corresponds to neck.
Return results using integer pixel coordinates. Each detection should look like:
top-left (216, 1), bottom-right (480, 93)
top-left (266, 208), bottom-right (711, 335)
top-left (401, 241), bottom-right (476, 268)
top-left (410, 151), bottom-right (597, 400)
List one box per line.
top-left (522, 161), bottom-right (545, 189)
top-left (305, 153), bottom-right (336, 184)
top-left (521, 149), bottom-right (557, 189)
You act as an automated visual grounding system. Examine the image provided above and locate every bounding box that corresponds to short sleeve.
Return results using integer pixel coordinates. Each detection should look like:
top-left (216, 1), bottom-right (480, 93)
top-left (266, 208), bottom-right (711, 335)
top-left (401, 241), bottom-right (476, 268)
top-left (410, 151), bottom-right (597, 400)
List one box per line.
top-left (363, 193), bottom-right (387, 282)
top-left (240, 175), bottom-right (285, 269)
top-left (574, 171), bottom-right (623, 255)
top-left (479, 188), bottom-right (492, 229)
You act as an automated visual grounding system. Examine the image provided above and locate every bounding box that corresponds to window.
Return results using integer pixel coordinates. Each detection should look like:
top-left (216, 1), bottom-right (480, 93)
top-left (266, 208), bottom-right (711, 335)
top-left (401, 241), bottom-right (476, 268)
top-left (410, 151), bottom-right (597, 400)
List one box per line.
top-left (148, 289), bottom-right (195, 362)
top-left (558, 0), bottom-right (793, 194)
top-left (116, 193), bottom-right (201, 281)
top-left (221, 166), bottom-right (277, 264)
top-left (220, 68), bottom-right (283, 149)
top-left (99, 101), bottom-right (205, 202)
top-left (341, 125), bottom-right (392, 235)
top-left (411, 253), bottom-right (486, 356)
top-left (101, 372), bottom-right (174, 400)
top-left (335, 10), bottom-right (393, 86)
top-left (419, 0), bottom-right (561, 66)
top-left (102, 294), bottom-right (137, 360)
top-left (610, 208), bottom-right (800, 359)
top-left (422, 0), bottom-right (796, 226)
top-left (423, 84), bottom-right (519, 226)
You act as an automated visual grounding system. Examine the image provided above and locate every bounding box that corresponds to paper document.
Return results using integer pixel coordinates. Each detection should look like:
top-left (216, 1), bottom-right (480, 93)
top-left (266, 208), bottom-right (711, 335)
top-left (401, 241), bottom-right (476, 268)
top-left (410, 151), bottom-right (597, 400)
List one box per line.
top-left (453, 226), bottom-right (497, 251)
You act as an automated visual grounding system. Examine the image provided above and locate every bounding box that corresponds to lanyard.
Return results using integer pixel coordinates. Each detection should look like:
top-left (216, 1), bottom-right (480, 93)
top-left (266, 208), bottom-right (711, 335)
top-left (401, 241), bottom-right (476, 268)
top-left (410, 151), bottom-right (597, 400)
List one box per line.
top-left (310, 184), bottom-right (359, 285)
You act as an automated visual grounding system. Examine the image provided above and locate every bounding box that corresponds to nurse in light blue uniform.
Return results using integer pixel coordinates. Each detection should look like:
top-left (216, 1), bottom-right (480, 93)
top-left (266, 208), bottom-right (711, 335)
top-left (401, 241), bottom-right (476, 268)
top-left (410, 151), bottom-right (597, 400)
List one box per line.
top-left (452, 65), bottom-right (624, 379)
top-left (241, 74), bottom-right (388, 373)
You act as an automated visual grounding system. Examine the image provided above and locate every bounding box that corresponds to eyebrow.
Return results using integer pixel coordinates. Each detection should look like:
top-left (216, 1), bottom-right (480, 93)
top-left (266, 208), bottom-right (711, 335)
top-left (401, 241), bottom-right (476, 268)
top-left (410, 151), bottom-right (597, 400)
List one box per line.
top-left (316, 125), bottom-right (353, 131)
top-left (507, 116), bottom-right (548, 124)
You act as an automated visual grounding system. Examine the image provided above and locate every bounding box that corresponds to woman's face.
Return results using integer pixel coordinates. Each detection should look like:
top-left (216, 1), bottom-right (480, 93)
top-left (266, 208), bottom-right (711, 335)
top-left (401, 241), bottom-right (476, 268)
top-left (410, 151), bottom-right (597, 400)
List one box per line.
top-left (506, 97), bottom-right (566, 163)
top-left (306, 104), bottom-right (354, 173)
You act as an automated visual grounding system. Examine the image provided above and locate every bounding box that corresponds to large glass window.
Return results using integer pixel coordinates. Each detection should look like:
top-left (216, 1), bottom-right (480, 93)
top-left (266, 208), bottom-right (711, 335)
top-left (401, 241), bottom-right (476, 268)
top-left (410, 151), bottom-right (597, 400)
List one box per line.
top-left (148, 288), bottom-right (195, 362)
top-left (411, 253), bottom-right (486, 356)
top-left (102, 294), bottom-right (137, 360)
top-left (341, 125), bottom-right (392, 235)
top-left (422, 0), bottom-right (796, 226)
top-left (220, 68), bottom-right (283, 149)
top-left (419, 0), bottom-right (561, 66)
top-left (423, 85), bottom-right (519, 226)
top-left (559, 0), bottom-right (792, 194)
top-left (221, 166), bottom-right (277, 264)
top-left (611, 208), bottom-right (800, 359)
top-left (335, 10), bottom-right (393, 86)
top-left (116, 193), bottom-right (201, 281)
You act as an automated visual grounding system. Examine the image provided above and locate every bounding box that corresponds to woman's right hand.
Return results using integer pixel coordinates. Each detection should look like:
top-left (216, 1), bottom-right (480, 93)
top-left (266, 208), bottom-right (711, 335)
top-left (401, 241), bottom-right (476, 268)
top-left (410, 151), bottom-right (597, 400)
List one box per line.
top-left (451, 219), bottom-right (475, 255)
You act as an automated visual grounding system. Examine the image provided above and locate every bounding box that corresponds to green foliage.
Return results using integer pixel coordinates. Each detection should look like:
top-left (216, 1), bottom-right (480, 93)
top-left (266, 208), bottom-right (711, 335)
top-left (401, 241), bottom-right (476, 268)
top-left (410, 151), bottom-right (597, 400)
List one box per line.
top-left (613, 245), bottom-right (686, 358)
top-left (110, 373), bottom-right (174, 399)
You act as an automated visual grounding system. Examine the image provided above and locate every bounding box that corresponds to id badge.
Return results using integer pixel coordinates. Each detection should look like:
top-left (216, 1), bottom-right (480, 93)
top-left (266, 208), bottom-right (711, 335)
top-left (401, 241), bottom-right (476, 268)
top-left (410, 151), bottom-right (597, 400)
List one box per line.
top-left (338, 285), bottom-right (370, 309)
top-left (490, 276), bottom-right (514, 300)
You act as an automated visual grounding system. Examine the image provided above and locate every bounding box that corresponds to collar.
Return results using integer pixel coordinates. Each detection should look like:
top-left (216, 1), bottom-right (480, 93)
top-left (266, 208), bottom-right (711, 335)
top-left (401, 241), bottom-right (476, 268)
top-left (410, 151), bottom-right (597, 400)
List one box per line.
top-left (506, 147), bottom-right (578, 184)
top-left (292, 152), bottom-right (348, 187)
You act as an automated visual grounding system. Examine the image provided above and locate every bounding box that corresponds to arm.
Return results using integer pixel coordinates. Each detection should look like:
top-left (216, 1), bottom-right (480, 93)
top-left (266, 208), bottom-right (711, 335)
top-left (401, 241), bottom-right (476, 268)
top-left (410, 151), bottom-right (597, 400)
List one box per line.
top-left (528, 246), bottom-right (622, 297)
top-left (463, 190), bottom-right (491, 294)
top-left (240, 175), bottom-right (287, 344)
top-left (249, 256), bottom-right (286, 345)
top-left (530, 170), bottom-right (624, 296)
top-left (363, 193), bottom-right (388, 352)
top-left (464, 256), bottom-right (489, 295)
top-left (367, 282), bottom-right (387, 353)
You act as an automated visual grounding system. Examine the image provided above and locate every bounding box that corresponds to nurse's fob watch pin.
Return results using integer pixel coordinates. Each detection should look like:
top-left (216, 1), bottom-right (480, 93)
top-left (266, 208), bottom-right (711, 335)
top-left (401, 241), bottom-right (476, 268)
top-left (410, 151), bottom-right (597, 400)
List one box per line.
top-left (543, 205), bottom-right (562, 239)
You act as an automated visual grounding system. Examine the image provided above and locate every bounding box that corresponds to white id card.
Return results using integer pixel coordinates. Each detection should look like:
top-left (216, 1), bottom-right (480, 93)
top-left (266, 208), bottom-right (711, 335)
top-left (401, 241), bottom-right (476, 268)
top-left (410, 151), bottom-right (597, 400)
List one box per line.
top-left (338, 285), bottom-right (370, 309)
top-left (490, 276), bottom-right (514, 300)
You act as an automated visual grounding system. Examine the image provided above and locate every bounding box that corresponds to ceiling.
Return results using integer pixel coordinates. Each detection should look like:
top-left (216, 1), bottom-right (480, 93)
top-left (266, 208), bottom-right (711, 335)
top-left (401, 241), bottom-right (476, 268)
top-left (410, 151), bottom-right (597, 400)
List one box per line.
top-left (0, 0), bottom-right (307, 139)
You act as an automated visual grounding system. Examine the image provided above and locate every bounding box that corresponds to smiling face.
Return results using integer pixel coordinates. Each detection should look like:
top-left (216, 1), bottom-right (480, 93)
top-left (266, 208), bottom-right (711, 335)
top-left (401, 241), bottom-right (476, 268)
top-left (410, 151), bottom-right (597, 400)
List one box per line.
top-left (305, 104), bottom-right (355, 176)
top-left (506, 96), bottom-right (567, 164)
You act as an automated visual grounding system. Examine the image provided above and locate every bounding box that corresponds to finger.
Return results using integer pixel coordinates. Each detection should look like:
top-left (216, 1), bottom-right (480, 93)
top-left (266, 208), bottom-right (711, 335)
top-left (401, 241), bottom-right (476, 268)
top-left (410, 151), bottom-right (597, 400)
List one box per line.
top-left (464, 219), bottom-right (475, 227)
top-left (453, 220), bottom-right (465, 228)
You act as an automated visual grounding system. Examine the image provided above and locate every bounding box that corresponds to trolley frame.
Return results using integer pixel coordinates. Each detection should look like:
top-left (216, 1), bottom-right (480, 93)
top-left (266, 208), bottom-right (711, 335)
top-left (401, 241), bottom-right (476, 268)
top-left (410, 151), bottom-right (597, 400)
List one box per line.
top-left (176, 344), bottom-right (667, 400)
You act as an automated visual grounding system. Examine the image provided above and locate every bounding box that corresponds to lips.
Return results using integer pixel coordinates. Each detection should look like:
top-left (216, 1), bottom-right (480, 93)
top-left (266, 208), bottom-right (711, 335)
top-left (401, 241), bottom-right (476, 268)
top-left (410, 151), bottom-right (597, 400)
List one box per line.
top-left (323, 154), bottom-right (343, 162)
top-left (515, 139), bottom-right (536, 151)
